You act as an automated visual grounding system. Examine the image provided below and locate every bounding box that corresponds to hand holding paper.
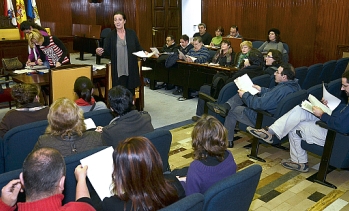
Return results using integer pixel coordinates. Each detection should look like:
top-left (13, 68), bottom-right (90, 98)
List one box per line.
top-left (234, 74), bottom-right (259, 95)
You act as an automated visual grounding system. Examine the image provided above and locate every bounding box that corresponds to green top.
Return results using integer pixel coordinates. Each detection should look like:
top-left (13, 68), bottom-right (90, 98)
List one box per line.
top-left (211, 36), bottom-right (222, 46)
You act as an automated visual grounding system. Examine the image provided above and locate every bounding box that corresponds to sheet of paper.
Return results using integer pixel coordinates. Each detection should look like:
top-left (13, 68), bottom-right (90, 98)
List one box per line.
top-left (308, 94), bottom-right (333, 115)
top-left (301, 100), bottom-right (314, 114)
top-left (233, 74), bottom-right (259, 95)
top-left (80, 146), bottom-right (114, 200)
top-left (36, 69), bottom-right (49, 74)
top-left (178, 49), bottom-right (186, 60)
top-left (150, 47), bottom-right (160, 55)
top-left (186, 55), bottom-right (197, 62)
top-left (84, 118), bottom-right (96, 130)
top-left (93, 64), bottom-right (106, 71)
top-left (13, 69), bottom-right (35, 74)
top-left (132, 51), bottom-right (154, 58)
top-left (322, 83), bottom-right (341, 111)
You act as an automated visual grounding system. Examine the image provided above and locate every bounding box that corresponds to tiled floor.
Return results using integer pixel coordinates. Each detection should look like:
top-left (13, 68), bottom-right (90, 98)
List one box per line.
top-left (169, 123), bottom-right (349, 211)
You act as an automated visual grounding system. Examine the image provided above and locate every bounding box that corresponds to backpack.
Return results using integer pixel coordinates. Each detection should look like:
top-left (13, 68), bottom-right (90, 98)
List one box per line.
top-left (165, 53), bottom-right (179, 68)
top-left (210, 72), bottom-right (230, 98)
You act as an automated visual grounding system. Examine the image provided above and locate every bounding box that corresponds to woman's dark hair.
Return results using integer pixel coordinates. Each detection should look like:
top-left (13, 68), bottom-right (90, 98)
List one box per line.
top-left (114, 11), bottom-right (126, 21)
top-left (74, 76), bottom-right (94, 104)
top-left (267, 28), bottom-right (281, 43)
top-left (108, 85), bottom-right (134, 116)
top-left (248, 49), bottom-right (264, 66)
top-left (112, 136), bottom-right (179, 210)
top-left (20, 20), bottom-right (46, 32)
top-left (215, 26), bottom-right (224, 36)
top-left (11, 83), bottom-right (40, 105)
top-left (268, 49), bottom-right (283, 66)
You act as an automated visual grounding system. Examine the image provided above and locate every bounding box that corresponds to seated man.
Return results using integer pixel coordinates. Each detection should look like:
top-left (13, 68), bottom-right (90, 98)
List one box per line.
top-left (181, 36), bottom-right (210, 64)
top-left (193, 23), bottom-right (212, 45)
top-left (98, 85), bottom-right (154, 148)
top-left (207, 63), bottom-right (301, 148)
top-left (0, 148), bottom-right (94, 211)
top-left (247, 71), bottom-right (349, 172)
top-left (226, 25), bottom-right (243, 40)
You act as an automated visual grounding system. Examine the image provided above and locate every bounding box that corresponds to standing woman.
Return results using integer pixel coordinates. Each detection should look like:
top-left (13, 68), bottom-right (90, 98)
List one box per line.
top-left (96, 12), bottom-right (144, 95)
top-left (20, 21), bottom-right (50, 68)
top-left (28, 29), bottom-right (70, 68)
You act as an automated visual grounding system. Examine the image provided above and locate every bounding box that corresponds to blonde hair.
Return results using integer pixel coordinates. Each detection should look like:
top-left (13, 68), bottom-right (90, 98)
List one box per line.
top-left (46, 98), bottom-right (86, 138)
top-left (28, 28), bottom-right (44, 48)
top-left (240, 41), bottom-right (252, 50)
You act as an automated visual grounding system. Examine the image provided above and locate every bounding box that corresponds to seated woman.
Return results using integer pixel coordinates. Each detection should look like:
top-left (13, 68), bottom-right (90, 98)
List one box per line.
top-left (210, 26), bottom-right (224, 47)
top-left (98, 136), bottom-right (184, 211)
top-left (258, 28), bottom-right (285, 54)
top-left (33, 97), bottom-right (105, 156)
top-left (28, 29), bottom-right (70, 68)
top-left (74, 76), bottom-right (107, 112)
top-left (20, 21), bottom-right (50, 68)
top-left (234, 41), bottom-right (253, 69)
top-left (264, 49), bottom-right (283, 75)
top-left (0, 83), bottom-right (49, 137)
top-left (178, 115), bottom-right (237, 195)
top-left (211, 39), bottom-right (235, 66)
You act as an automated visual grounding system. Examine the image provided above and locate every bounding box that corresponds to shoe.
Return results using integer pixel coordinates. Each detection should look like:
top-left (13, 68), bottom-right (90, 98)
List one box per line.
top-left (206, 102), bottom-right (228, 117)
top-left (177, 97), bottom-right (186, 101)
top-left (228, 141), bottom-right (234, 148)
top-left (172, 89), bottom-right (182, 95)
top-left (281, 159), bottom-right (309, 172)
top-left (246, 126), bottom-right (273, 144)
top-left (192, 116), bottom-right (200, 122)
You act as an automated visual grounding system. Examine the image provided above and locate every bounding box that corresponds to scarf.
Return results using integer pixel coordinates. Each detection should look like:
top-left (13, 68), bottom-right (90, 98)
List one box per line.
top-left (75, 97), bottom-right (96, 106)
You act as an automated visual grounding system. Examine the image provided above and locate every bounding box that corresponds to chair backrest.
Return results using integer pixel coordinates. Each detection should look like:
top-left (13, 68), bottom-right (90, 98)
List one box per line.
top-left (331, 57), bottom-right (349, 81)
top-left (0, 169), bottom-right (25, 202)
top-left (143, 129), bottom-right (172, 172)
top-left (222, 37), bottom-right (242, 54)
top-left (302, 63), bottom-right (323, 89)
top-left (319, 60), bottom-right (337, 83)
top-left (282, 43), bottom-right (289, 63)
top-left (295, 66), bottom-right (308, 88)
top-left (307, 83), bottom-right (324, 100)
top-left (251, 74), bottom-right (271, 88)
top-left (159, 193), bottom-right (205, 211)
top-left (83, 109), bottom-right (114, 127)
top-left (252, 41), bottom-right (264, 49)
top-left (203, 164), bottom-right (262, 211)
top-left (63, 146), bottom-right (108, 204)
top-left (50, 64), bottom-right (92, 104)
top-left (3, 120), bottom-right (48, 172)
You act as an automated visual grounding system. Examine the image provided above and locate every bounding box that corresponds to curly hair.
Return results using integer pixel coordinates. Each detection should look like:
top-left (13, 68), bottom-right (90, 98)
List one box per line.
top-left (11, 83), bottom-right (40, 105)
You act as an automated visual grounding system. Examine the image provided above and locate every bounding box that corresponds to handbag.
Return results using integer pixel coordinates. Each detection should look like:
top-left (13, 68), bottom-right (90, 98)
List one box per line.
top-left (2, 57), bottom-right (23, 70)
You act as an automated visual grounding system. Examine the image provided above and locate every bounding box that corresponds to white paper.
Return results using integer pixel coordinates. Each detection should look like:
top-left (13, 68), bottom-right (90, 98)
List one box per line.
top-left (84, 118), bottom-right (96, 130)
top-left (208, 63), bottom-right (219, 66)
top-left (150, 47), bottom-right (160, 55)
top-left (234, 74), bottom-right (259, 95)
top-left (36, 69), bottom-right (49, 74)
top-left (93, 64), bottom-right (106, 71)
top-left (80, 146), bottom-right (114, 200)
top-left (132, 51), bottom-right (154, 58)
top-left (178, 49), bottom-right (186, 60)
top-left (13, 69), bottom-right (36, 74)
top-left (322, 83), bottom-right (341, 111)
top-left (186, 55), bottom-right (197, 62)
top-left (302, 94), bottom-right (333, 115)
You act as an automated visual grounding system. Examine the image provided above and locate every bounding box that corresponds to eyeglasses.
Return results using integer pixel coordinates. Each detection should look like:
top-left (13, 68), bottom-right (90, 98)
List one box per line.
top-left (266, 55), bottom-right (273, 58)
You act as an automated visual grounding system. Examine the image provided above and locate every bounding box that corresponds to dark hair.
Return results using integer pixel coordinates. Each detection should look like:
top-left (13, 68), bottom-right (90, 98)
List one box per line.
top-left (248, 49), bottom-right (264, 66)
top-left (231, 25), bottom-right (239, 31)
top-left (20, 20), bottom-right (46, 32)
top-left (216, 26), bottom-right (224, 36)
top-left (167, 35), bottom-right (175, 41)
top-left (342, 70), bottom-right (349, 83)
top-left (180, 34), bottom-right (189, 41)
top-left (114, 11), bottom-right (126, 21)
top-left (74, 76), bottom-right (94, 103)
top-left (112, 136), bottom-right (178, 210)
top-left (191, 114), bottom-right (227, 162)
top-left (193, 36), bottom-right (203, 43)
top-left (11, 83), bottom-right (40, 105)
top-left (280, 63), bottom-right (295, 80)
top-left (267, 49), bottom-right (283, 65)
top-left (198, 23), bottom-right (206, 28)
top-left (108, 85), bottom-right (134, 116)
top-left (221, 39), bottom-right (231, 46)
top-left (267, 28), bottom-right (281, 43)
top-left (23, 148), bottom-right (66, 199)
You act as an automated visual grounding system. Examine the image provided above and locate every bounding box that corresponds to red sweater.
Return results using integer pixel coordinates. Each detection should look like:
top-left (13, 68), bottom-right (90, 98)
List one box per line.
top-left (0, 194), bottom-right (95, 211)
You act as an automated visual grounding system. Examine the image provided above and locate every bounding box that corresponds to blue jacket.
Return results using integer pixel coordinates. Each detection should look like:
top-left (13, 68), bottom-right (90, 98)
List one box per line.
top-left (321, 103), bottom-right (349, 134)
top-left (242, 79), bottom-right (301, 117)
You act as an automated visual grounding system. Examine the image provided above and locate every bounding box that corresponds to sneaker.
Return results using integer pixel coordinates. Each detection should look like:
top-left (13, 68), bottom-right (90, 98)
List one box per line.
top-left (206, 102), bottom-right (229, 117)
top-left (246, 126), bottom-right (273, 144)
top-left (281, 159), bottom-right (309, 172)
top-left (172, 89), bottom-right (182, 95)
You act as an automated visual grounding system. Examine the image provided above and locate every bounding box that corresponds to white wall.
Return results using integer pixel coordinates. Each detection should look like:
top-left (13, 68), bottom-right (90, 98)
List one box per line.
top-left (181, 0), bottom-right (201, 38)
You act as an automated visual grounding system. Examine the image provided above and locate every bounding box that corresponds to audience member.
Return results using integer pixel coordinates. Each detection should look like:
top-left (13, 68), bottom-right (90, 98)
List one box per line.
top-left (97, 136), bottom-right (184, 211)
top-left (20, 21), bottom-right (50, 68)
top-left (182, 36), bottom-right (210, 63)
top-left (211, 39), bottom-right (234, 67)
top-left (192, 23), bottom-right (212, 45)
top-left (28, 29), bottom-right (70, 68)
top-left (210, 26), bottom-right (224, 47)
top-left (234, 41), bottom-right (253, 69)
top-left (33, 98), bottom-right (104, 156)
top-left (226, 25), bottom-right (243, 39)
top-left (74, 76), bottom-right (107, 112)
top-left (258, 28), bottom-right (285, 54)
top-left (207, 63), bottom-right (301, 148)
top-left (161, 35), bottom-right (179, 54)
top-left (247, 71), bottom-right (349, 173)
top-left (97, 86), bottom-right (154, 148)
top-left (264, 49), bottom-right (283, 75)
top-left (178, 115), bottom-right (237, 196)
top-left (0, 147), bottom-right (95, 211)
top-left (0, 83), bottom-right (49, 137)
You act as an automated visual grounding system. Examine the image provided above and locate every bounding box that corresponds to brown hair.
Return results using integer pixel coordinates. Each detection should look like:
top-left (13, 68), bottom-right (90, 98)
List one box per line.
top-left (11, 83), bottom-right (40, 105)
top-left (191, 114), bottom-right (227, 161)
top-left (112, 136), bottom-right (178, 210)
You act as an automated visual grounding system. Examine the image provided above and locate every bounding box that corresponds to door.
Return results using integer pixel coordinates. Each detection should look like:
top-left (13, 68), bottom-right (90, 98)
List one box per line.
top-left (152, 0), bottom-right (181, 48)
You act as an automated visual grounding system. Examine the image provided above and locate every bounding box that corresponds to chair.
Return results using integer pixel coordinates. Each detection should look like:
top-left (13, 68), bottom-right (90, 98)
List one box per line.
top-left (63, 146), bottom-right (108, 204)
top-left (295, 66), bottom-right (308, 88)
top-left (159, 193), bottom-right (204, 211)
top-left (0, 169), bottom-right (25, 202)
top-left (282, 43), bottom-right (289, 63)
top-left (143, 129), bottom-right (172, 172)
top-left (252, 41), bottom-right (264, 49)
top-left (83, 109), bottom-right (114, 127)
top-left (0, 86), bottom-right (13, 109)
top-left (50, 64), bottom-right (92, 104)
top-left (136, 60), bottom-right (145, 111)
top-left (302, 63), bottom-right (323, 89)
top-left (203, 164), bottom-right (262, 211)
top-left (96, 28), bottom-right (112, 64)
top-left (301, 121), bottom-right (349, 189)
top-left (307, 83), bottom-right (325, 100)
top-left (331, 57), bottom-right (349, 81)
top-left (2, 120), bottom-right (48, 172)
top-left (319, 60), bottom-right (336, 83)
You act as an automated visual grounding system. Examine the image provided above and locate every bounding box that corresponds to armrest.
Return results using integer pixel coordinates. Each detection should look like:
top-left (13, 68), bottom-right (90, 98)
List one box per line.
top-left (316, 121), bottom-right (349, 136)
top-left (199, 92), bottom-right (217, 103)
top-left (250, 108), bottom-right (273, 117)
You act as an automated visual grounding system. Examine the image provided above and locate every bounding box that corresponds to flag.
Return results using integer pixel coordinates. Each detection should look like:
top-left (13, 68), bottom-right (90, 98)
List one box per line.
top-left (4, 0), bottom-right (17, 26)
top-left (27, 0), bottom-right (41, 25)
top-left (16, 0), bottom-right (27, 38)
